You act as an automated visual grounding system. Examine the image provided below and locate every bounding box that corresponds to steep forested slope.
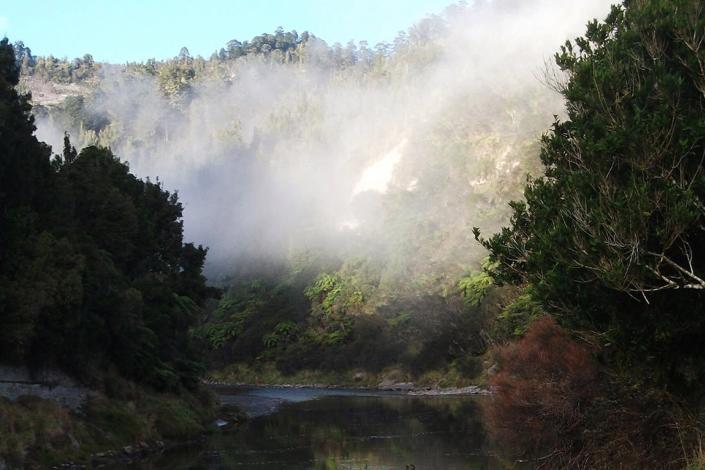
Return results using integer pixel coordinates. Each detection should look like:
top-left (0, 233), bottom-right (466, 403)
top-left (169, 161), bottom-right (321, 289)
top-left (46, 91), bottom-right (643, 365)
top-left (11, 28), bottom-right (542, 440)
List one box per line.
top-left (7, 0), bottom-right (705, 467)
top-left (13, 2), bottom-right (583, 385)
top-left (1, 37), bottom-right (215, 390)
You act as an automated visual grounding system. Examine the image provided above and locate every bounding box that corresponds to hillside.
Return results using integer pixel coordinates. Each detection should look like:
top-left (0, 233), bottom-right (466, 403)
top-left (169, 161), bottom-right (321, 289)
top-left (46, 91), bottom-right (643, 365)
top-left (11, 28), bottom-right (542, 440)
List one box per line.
top-left (4, 0), bottom-right (705, 467)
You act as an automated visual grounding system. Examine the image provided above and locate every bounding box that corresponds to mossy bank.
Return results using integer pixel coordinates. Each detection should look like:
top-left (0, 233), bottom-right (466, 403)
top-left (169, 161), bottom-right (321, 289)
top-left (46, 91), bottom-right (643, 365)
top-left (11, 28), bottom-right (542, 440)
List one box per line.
top-left (0, 383), bottom-right (218, 469)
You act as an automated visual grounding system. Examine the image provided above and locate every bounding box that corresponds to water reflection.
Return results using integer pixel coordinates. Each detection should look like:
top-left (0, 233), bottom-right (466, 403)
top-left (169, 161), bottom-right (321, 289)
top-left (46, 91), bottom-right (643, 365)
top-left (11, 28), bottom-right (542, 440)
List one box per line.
top-left (134, 390), bottom-right (500, 469)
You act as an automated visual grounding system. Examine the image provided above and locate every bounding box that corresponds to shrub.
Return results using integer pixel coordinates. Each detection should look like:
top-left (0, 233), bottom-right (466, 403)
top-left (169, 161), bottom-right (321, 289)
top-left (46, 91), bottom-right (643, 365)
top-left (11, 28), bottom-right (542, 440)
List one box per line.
top-left (482, 316), bottom-right (598, 458)
top-left (152, 397), bottom-right (205, 440)
top-left (83, 399), bottom-right (152, 444)
top-left (494, 292), bottom-right (544, 341)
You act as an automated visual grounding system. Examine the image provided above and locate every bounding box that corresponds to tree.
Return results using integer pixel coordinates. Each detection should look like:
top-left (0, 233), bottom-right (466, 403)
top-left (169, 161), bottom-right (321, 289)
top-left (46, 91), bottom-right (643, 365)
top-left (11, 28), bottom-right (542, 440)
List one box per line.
top-left (226, 39), bottom-right (243, 59)
top-left (178, 46), bottom-right (191, 62)
top-left (62, 132), bottom-right (77, 164)
top-left (482, 317), bottom-right (598, 458)
top-left (0, 38), bottom-right (55, 360)
top-left (0, 39), bottom-right (214, 390)
top-left (12, 41), bottom-right (34, 70)
top-left (477, 1), bottom-right (705, 390)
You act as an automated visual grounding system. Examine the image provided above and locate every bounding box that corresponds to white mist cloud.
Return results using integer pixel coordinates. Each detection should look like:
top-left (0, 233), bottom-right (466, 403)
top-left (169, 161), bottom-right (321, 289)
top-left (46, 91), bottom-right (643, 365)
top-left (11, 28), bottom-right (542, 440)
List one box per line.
top-left (34, 0), bottom-right (615, 274)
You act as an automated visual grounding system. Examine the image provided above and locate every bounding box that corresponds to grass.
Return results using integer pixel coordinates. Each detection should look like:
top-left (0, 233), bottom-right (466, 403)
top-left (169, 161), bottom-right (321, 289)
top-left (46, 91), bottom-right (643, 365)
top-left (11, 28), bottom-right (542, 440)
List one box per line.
top-left (209, 362), bottom-right (375, 387)
top-left (0, 384), bottom-right (217, 468)
top-left (685, 432), bottom-right (705, 470)
top-left (150, 396), bottom-right (207, 440)
top-left (0, 395), bottom-right (79, 467)
top-left (79, 398), bottom-right (156, 452)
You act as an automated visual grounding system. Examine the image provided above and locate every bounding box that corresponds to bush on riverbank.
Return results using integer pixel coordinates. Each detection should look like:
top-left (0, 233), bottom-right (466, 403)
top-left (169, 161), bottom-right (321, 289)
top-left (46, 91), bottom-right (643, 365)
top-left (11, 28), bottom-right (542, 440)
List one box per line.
top-left (476, 0), bottom-right (705, 466)
top-left (482, 317), bottom-right (599, 458)
top-left (483, 314), bottom-right (705, 468)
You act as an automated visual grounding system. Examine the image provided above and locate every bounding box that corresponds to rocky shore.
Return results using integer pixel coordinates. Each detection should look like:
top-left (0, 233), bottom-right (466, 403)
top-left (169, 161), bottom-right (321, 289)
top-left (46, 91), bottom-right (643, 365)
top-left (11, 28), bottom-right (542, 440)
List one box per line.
top-left (205, 380), bottom-right (489, 395)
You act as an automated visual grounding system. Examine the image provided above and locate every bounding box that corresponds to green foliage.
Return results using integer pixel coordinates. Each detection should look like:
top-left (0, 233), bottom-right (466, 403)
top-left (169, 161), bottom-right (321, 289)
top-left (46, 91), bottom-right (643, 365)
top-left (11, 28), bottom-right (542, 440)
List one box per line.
top-left (262, 321), bottom-right (298, 350)
top-left (305, 273), bottom-right (344, 310)
top-left (12, 40), bottom-right (97, 87)
top-left (0, 39), bottom-right (215, 390)
top-left (83, 399), bottom-right (152, 444)
top-left (22, 53), bottom-right (98, 84)
top-left (204, 319), bottom-right (245, 350)
top-left (158, 61), bottom-right (195, 107)
top-left (0, 384), bottom-right (216, 467)
top-left (151, 397), bottom-right (205, 439)
top-left (495, 293), bottom-right (544, 340)
top-left (303, 272), bottom-right (373, 349)
top-left (458, 271), bottom-right (493, 307)
top-left (477, 1), bottom-right (705, 393)
top-left (306, 272), bottom-right (364, 315)
top-left (201, 252), bottom-right (499, 378)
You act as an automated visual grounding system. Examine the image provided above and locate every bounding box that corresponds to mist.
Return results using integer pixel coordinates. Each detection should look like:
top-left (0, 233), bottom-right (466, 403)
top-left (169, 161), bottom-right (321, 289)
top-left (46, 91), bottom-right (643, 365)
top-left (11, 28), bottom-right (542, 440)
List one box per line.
top-left (34, 0), bottom-right (614, 278)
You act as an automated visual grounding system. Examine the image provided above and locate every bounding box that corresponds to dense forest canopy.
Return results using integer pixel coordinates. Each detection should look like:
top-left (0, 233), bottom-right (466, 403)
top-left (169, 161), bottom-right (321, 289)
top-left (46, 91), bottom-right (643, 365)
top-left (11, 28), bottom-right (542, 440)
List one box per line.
top-left (0, 38), bottom-right (214, 390)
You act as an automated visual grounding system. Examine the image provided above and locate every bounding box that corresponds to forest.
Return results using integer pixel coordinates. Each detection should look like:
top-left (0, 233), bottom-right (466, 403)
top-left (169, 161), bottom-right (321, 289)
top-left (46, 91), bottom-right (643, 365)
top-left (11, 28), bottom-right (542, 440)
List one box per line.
top-left (2, 0), bottom-right (705, 468)
top-left (15, 1), bottom-right (560, 390)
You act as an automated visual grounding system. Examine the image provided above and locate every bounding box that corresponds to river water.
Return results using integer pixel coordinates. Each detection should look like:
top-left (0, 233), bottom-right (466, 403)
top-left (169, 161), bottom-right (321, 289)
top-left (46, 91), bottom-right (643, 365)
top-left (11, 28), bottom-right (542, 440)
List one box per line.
top-left (132, 386), bottom-right (500, 469)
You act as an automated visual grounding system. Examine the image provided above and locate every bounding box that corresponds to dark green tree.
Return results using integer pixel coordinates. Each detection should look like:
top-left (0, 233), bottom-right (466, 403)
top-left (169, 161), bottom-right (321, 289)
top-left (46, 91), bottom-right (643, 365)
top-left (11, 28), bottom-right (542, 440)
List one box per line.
top-left (0, 38), bottom-right (55, 360)
top-left (477, 1), bottom-right (705, 391)
top-left (62, 132), bottom-right (77, 164)
top-left (0, 38), bottom-right (214, 390)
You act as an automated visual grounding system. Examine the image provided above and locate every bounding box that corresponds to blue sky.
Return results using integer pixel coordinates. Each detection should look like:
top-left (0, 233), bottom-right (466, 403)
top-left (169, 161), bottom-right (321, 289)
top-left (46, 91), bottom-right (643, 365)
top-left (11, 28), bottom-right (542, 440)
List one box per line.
top-left (1, 0), bottom-right (454, 63)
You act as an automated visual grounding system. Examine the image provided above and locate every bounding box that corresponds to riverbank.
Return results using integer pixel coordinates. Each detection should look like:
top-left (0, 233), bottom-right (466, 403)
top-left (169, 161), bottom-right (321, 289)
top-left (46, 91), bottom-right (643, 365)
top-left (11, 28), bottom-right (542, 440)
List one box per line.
top-left (110, 385), bottom-right (499, 469)
top-left (206, 362), bottom-right (490, 395)
top-left (0, 383), bottom-right (219, 469)
top-left (207, 381), bottom-right (489, 396)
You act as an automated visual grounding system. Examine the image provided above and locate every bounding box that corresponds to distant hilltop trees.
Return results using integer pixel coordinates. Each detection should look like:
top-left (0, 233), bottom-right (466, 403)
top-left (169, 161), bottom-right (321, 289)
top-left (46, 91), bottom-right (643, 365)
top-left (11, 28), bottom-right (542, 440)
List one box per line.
top-left (14, 18), bottom-right (448, 88)
top-left (13, 40), bottom-right (98, 84)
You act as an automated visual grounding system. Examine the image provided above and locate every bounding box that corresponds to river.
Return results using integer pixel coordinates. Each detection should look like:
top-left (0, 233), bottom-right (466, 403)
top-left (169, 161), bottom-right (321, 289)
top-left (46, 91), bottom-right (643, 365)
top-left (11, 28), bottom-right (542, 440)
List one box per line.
top-left (127, 386), bottom-right (500, 469)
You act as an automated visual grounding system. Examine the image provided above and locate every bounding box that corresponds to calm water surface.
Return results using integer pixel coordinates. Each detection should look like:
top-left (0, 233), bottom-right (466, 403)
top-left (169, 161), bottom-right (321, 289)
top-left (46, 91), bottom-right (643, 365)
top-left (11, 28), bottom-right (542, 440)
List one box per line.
top-left (134, 386), bottom-right (500, 469)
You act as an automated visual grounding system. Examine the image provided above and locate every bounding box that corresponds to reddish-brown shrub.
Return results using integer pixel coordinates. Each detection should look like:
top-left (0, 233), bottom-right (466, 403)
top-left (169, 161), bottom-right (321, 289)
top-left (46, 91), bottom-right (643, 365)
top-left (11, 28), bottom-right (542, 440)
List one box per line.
top-left (482, 316), bottom-right (599, 458)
